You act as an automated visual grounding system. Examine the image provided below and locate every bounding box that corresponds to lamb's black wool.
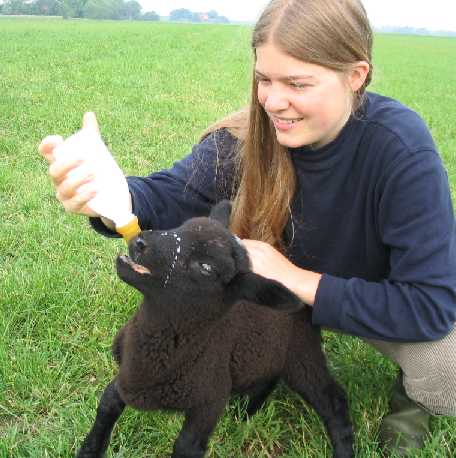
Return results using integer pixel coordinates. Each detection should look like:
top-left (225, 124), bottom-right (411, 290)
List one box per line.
top-left (76, 201), bottom-right (354, 458)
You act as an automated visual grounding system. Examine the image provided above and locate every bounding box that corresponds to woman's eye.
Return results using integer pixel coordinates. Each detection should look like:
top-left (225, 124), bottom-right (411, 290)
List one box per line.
top-left (290, 82), bottom-right (310, 89)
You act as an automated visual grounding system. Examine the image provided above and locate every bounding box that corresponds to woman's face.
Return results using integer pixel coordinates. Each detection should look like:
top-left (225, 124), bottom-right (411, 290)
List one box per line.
top-left (255, 41), bottom-right (354, 149)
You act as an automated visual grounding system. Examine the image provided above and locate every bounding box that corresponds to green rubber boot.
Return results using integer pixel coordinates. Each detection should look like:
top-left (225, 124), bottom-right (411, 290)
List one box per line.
top-left (378, 373), bottom-right (431, 456)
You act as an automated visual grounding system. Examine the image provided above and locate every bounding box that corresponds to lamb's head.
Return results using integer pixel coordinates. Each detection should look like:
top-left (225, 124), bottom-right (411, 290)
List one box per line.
top-left (116, 201), bottom-right (304, 316)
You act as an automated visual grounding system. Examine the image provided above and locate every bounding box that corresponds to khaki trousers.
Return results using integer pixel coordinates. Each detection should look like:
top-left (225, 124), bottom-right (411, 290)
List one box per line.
top-left (363, 325), bottom-right (456, 416)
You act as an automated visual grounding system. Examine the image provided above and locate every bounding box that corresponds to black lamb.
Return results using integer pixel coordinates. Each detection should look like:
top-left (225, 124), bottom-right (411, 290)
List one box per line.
top-left (76, 201), bottom-right (354, 458)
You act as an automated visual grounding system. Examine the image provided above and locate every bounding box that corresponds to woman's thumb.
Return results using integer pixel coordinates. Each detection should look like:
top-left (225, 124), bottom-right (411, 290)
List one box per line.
top-left (82, 112), bottom-right (100, 135)
top-left (38, 135), bottom-right (64, 163)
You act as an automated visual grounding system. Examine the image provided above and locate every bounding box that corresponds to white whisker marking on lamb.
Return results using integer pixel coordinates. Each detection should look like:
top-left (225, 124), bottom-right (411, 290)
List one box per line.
top-left (163, 232), bottom-right (181, 287)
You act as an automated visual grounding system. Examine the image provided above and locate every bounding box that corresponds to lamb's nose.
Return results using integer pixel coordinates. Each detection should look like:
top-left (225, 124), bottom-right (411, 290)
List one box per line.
top-left (135, 237), bottom-right (147, 252)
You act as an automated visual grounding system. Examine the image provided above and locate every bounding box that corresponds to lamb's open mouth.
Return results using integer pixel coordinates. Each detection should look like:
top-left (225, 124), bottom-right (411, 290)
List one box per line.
top-left (119, 255), bottom-right (152, 275)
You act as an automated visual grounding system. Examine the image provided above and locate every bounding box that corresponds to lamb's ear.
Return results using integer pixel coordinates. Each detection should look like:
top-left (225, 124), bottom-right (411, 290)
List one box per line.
top-left (209, 200), bottom-right (232, 228)
top-left (228, 272), bottom-right (305, 312)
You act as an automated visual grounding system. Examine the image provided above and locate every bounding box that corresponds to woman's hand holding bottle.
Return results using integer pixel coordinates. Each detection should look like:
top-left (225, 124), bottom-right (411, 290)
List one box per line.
top-left (39, 113), bottom-right (105, 217)
top-left (39, 113), bottom-right (139, 240)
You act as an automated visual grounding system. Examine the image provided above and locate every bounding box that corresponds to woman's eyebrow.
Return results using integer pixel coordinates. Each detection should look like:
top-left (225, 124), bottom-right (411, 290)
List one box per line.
top-left (254, 70), bottom-right (315, 81)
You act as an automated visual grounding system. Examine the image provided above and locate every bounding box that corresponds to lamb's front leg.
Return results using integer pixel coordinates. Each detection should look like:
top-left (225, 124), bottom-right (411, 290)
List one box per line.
top-left (76, 380), bottom-right (125, 458)
top-left (172, 398), bottom-right (228, 458)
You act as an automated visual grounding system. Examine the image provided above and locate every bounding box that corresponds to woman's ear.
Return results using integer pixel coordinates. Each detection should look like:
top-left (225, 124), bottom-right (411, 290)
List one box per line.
top-left (348, 61), bottom-right (370, 92)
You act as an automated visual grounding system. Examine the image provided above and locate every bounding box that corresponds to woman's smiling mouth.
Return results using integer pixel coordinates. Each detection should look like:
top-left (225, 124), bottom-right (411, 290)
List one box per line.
top-left (271, 115), bottom-right (305, 130)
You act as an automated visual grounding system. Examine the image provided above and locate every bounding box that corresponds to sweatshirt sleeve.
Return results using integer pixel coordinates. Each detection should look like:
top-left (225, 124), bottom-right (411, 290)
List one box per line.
top-left (313, 150), bottom-right (456, 342)
top-left (89, 129), bottom-right (236, 234)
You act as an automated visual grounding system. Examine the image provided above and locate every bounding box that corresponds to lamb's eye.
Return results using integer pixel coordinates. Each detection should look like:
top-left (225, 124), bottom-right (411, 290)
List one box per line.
top-left (200, 263), bottom-right (213, 276)
top-left (189, 260), bottom-right (216, 277)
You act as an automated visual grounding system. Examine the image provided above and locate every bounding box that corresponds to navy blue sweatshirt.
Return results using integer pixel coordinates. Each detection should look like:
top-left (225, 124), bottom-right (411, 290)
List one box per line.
top-left (91, 92), bottom-right (456, 342)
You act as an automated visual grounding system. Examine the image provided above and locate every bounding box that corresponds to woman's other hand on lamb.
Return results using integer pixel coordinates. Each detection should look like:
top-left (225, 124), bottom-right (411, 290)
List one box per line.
top-left (243, 239), bottom-right (321, 306)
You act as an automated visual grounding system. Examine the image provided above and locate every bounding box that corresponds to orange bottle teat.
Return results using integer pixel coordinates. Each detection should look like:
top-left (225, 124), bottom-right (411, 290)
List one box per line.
top-left (116, 216), bottom-right (141, 243)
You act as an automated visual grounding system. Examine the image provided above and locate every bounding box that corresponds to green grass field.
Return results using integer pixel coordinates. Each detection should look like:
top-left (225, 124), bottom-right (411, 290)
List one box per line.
top-left (1, 17), bottom-right (456, 457)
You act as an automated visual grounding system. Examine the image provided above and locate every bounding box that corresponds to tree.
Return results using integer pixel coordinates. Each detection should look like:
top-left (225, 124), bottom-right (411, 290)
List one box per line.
top-left (120, 0), bottom-right (140, 19)
top-left (59, 0), bottom-right (75, 18)
top-left (65, 0), bottom-right (89, 17)
top-left (85, 0), bottom-right (129, 19)
top-left (141, 10), bottom-right (159, 21)
top-left (169, 8), bottom-right (193, 22)
top-left (207, 10), bottom-right (218, 19)
top-left (1, 0), bottom-right (29, 14)
top-left (33, 0), bottom-right (61, 15)
top-left (212, 15), bottom-right (229, 24)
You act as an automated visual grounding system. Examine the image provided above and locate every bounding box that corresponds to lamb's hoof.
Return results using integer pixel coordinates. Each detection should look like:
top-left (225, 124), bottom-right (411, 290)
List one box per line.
top-left (75, 446), bottom-right (102, 458)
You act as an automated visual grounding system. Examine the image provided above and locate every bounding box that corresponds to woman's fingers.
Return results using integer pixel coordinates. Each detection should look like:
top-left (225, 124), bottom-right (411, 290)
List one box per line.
top-left (56, 172), bottom-right (95, 202)
top-left (48, 158), bottom-right (84, 185)
top-left (39, 114), bottom-right (102, 218)
top-left (61, 188), bottom-right (99, 216)
top-left (38, 135), bottom-right (64, 163)
top-left (52, 166), bottom-right (99, 217)
top-left (48, 158), bottom-right (100, 217)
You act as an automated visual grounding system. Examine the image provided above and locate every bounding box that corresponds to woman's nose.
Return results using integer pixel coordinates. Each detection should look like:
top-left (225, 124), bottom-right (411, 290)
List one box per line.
top-left (264, 87), bottom-right (290, 112)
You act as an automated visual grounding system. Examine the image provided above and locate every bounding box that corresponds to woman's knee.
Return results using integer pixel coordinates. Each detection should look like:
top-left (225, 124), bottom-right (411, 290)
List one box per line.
top-left (401, 331), bottom-right (456, 416)
top-left (364, 326), bottom-right (456, 416)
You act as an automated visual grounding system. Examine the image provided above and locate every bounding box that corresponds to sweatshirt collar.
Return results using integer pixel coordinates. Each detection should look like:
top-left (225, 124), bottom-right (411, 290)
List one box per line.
top-left (288, 115), bottom-right (358, 171)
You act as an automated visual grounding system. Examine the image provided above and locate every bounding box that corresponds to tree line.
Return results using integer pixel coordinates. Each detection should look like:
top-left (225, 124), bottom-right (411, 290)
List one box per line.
top-left (0, 1), bottom-right (230, 22)
top-left (0, 0), bottom-right (159, 21)
top-left (169, 8), bottom-right (229, 24)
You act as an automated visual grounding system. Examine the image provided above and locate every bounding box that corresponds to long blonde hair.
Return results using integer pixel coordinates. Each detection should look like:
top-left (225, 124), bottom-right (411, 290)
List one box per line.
top-left (203, 0), bottom-right (373, 249)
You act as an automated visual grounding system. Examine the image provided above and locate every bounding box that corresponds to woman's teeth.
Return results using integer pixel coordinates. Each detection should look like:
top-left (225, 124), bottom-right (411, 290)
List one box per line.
top-left (276, 117), bottom-right (303, 124)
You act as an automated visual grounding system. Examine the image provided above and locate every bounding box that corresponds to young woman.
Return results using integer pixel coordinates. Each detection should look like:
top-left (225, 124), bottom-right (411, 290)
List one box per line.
top-left (40, 0), bottom-right (456, 454)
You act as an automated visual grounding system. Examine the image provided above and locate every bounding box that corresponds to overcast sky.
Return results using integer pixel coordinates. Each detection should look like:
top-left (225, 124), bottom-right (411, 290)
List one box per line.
top-left (138, 0), bottom-right (456, 31)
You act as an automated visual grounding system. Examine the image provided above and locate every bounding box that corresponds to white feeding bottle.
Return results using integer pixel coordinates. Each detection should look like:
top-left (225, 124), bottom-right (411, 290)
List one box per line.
top-left (53, 127), bottom-right (141, 242)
